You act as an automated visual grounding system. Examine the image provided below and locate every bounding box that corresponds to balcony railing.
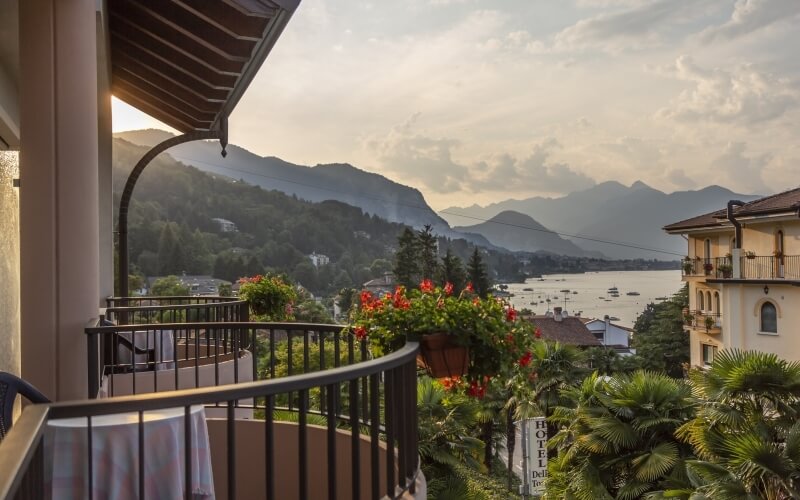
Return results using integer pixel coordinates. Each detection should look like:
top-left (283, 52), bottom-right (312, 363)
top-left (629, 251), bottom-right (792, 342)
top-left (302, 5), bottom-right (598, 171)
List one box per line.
top-left (682, 257), bottom-right (731, 278)
top-left (1, 319), bottom-right (421, 500)
top-left (739, 255), bottom-right (800, 280)
top-left (104, 296), bottom-right (249, 325)
top-left (685, 310), bottom-right (722, 333)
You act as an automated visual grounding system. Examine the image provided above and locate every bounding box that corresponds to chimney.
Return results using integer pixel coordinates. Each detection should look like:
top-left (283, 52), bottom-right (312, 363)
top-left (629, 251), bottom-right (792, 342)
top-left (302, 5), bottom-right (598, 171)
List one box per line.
top-left (554, 307), bottom-right (563, 322)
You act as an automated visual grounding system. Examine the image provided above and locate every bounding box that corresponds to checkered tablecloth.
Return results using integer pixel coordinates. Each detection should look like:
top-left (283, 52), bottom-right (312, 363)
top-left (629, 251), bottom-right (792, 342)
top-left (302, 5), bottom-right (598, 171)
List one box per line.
top-left (45, 406), bottom-right (215, 499)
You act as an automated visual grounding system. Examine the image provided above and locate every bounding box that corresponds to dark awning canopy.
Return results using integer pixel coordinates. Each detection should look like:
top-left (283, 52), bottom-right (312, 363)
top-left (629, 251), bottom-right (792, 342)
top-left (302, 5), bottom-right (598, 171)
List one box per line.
top-left (109, 0), bottom-right (300, 132)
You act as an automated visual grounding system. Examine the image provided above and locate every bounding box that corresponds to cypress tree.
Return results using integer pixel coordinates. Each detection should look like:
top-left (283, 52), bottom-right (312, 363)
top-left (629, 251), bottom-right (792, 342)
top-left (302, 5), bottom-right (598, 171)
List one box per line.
top-left (417, 225), bottom-right (439, 281)
top-left (467, 247), bottom-right (491, 297)
top-left (393, 228), bottom-right (420, 290)
top-left (438, 248), bottom-right (467, 294)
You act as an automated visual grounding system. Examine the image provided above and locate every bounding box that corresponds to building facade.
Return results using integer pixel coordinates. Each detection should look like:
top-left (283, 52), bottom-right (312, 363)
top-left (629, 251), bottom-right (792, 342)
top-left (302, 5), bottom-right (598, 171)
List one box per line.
top-left (664, 189), bottom-right (800, 367)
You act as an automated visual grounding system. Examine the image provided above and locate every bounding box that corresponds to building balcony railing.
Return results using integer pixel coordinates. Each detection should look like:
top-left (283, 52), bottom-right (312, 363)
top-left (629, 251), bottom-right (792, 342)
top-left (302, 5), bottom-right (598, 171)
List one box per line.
top-left (682, 257), bottom-right (732, 278)
top-left (739, 255), bottom-right (800, 280)
top-left (684, 310), bottom-right (722, 334)
top-left (0, 306), bottom-right (422, 499)
top-left (104, 295), bottom-right (249, 325)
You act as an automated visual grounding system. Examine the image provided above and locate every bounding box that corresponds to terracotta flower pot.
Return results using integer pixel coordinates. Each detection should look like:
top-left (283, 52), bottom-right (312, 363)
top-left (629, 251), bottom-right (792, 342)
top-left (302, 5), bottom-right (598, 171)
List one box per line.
top-left (417, 332), bottom-right (469, 378)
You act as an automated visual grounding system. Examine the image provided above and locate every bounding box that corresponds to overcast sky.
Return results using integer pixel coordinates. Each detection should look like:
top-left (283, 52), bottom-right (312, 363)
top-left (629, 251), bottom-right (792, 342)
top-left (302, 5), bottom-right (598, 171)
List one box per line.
top-left (113, 0), bottom-right (800, 209)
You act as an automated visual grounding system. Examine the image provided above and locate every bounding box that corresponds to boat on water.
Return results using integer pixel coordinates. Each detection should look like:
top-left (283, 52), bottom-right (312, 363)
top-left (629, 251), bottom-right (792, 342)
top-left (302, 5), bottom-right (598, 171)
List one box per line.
top-left (572, 291), bottom-right (578, 294)
top-left (604, 299), bottom-right (612, 302)
top-left (598, 296), bottom-right (605, 299)
top-left (608, 286), bottom-right (619, 292)
top-left (609, 316), bottom-right (620, 321)
top-left (560, 289), bottom-right (570, 293)
top-left (523, 287), bottom-right (534, 291)
top-left (626, 292), bottom-right (640, 296)
top-left (655, 296), bottom-right (668, 301)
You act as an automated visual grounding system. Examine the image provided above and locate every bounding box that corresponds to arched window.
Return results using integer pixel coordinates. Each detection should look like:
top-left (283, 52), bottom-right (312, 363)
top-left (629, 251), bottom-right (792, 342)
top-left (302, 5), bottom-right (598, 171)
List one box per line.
top-left (704, 238), bottom-right (712, 263)
top-left (761, 302), bottom-right (778, 333)
top-left (705, 291), bottom-right (712, 312)
top-left (698, 291), bottom-right (704, 311)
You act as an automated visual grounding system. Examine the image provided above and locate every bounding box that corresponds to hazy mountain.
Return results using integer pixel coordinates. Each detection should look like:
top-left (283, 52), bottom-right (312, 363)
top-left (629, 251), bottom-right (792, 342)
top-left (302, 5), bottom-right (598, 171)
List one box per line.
top-left (114, 129), bottom-right (484, 244)
top-left (454, 211), bottom-right (591, 257)
top-left (442, 181), bottom-right (761, 259)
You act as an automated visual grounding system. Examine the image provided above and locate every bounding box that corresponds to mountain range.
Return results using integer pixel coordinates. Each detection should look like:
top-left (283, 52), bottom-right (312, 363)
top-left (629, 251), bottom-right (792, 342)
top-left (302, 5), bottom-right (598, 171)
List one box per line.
top-left (116, 129), bottom-right (760, 260)
top-left (442, 182), bottom-right (761, 259)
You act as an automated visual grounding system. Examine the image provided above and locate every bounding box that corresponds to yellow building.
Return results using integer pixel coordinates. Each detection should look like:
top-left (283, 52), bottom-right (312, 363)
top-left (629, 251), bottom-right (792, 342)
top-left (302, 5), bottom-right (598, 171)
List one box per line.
top-left (664, 189), bottom-right (800, 367)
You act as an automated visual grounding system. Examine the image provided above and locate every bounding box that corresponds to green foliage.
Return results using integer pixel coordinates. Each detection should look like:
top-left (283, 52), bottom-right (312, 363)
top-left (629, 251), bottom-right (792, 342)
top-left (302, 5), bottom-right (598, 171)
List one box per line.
top-left (546, 371), bottom-right (695, 499)
top-left (217, 282), bottom-right (232, 297)
top-left (418, 225), bottom-right (440, 281)
top-left (467, 248), bottom-right (491, 298)
top-left (237, 273), bottom-right (298, 321)
top-left (348, 282), bottom-right (538, 383)
top-left (149, 275), bottom-right (189, 296)
top-left (666, 350), bottom-right (800, 499)
top-left (632, 284), bottom-right (689, 377)
top-left (439, 248), bottom-right (467, 294)
top-left (393, 227), bottom-right (420, 290)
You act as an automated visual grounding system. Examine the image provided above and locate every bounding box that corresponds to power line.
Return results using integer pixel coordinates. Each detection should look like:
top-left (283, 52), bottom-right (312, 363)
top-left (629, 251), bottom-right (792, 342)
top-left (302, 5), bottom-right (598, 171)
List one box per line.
top-left (165, 153), bottom-right (684, 258)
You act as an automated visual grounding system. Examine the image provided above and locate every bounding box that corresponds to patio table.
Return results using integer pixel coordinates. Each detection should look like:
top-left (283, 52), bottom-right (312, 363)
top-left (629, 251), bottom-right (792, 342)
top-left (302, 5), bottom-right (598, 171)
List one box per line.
top-left (45, 405), bottom-right (214, 499)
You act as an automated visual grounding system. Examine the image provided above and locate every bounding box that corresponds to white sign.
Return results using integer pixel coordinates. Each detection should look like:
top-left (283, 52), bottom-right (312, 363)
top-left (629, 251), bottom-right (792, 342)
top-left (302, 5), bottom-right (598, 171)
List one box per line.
top-left (524, 417), bottom-right (548, 495)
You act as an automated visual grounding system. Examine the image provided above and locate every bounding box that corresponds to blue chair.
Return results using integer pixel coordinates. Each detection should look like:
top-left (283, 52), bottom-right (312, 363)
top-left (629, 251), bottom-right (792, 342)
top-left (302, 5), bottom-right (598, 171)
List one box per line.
top-left (0, 372), bottom-right (49, 440)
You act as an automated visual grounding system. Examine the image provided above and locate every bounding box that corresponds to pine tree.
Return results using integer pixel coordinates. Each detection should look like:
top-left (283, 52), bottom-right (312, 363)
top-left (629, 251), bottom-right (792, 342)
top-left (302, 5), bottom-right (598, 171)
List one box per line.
top-left (394, 228), bottom-right (420, 290)
top-left (417, 225), bottom-right (439, 281)
top-left (157, 222), bottom-right (182, 275)
top-left (467, 247), bottom-right (490, 297)
top-left (438, 248), bottom-right (466, 294)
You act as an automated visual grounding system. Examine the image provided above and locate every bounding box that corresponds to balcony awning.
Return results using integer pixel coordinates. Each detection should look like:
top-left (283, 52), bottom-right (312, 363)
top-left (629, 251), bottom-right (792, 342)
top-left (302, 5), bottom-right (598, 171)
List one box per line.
top-left (109, 0), bottom-right (300, 132)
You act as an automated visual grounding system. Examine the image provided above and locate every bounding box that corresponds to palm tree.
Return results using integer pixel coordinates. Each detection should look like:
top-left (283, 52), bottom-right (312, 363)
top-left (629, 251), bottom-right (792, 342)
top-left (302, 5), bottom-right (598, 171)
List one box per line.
top-left (545, 370), bottom-right (695, 499)
top-left (662, 350), bottom-right (800, 499)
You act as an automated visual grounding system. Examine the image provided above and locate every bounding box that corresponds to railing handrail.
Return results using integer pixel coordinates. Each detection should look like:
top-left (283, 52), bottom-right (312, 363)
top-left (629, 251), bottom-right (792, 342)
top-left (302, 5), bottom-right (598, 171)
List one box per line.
top-left (85, 320), bottom-right (344, 334)
top-left (59, 342), bottom-right (417, 419)
top-left (103, 300), bottom-right (248, 314)
top-left (0, 405), bottom-right (50, 500)
top-left (106, 295), bottom-right (240, 302)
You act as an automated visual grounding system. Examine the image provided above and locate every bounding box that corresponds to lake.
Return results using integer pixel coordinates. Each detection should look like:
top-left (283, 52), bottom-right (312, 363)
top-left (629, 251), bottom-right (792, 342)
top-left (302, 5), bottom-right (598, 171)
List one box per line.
top-left (505, 270), bottom-right (683, 328)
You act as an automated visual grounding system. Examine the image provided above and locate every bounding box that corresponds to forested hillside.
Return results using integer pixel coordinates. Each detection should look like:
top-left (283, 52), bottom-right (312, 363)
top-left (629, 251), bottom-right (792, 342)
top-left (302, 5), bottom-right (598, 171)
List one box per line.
top-left (113, 138), bottom-right (524, 295)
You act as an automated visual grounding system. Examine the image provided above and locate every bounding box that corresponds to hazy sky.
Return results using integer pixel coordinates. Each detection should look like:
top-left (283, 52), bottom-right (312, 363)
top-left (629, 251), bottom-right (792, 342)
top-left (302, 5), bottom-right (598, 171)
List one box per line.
top-left (113, 0), bottom-right (800, 209)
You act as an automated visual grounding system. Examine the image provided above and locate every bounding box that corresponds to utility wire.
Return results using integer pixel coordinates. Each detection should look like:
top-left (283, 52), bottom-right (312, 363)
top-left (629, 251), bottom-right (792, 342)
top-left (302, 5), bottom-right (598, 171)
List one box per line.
top-left (166, 153), bottom-right (685, 258)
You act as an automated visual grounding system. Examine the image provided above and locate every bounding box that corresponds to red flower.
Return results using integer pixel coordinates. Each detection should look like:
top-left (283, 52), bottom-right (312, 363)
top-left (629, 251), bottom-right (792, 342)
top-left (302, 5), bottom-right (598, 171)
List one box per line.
top-left (353, 326), bottom-right (367, 340)
top-left (394, 285), bottom-right (406, 297)
top-left (360, 290), bottom-right (373, 305)
top-left (519, 351), bottom-right (532, 367)
top-left (441, 376), bottom-right (460, 391)
top-left (466, 282), bottom-right (475, 293)
top-left (506, 307), bottom-right (518, 322)
top-left (472, 297), bottom-right (481, 306)
top-left (534, 327), bottom-right (542, 339)
top-left (420, 279), bottom-right (435, 293)
top-left (506, 334), bottom-right (515, 344)
top-left (468, 380), bottom-right (487, 399)
top-left (444, 282), bottom-right (454, 296)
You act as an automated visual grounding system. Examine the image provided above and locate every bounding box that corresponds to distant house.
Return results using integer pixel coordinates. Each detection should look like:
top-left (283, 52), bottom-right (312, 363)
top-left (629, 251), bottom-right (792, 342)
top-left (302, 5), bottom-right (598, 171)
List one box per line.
top-left (308, 252), bottom-right (330, 268)
top-left (530, 307), bottom-right (601, 347)
top-left (147, 275), bottom-right (232, 296)
top-left (212, 217), bottom-right (237, 232)
top-left (363, 273), bottom-right (395, 296)
top-left (582, 316), bottom-right (636, 356)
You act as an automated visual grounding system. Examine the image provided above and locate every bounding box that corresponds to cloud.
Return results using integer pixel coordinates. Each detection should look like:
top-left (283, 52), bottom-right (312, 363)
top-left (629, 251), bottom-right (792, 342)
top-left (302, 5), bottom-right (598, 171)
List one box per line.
top-left (468, 141), bottom-right (597, 193)
top-left (667, 169), bottom-right (697, 189)
top-left (366, 117), bottom-right (596, 195)
top-left (553, 0), bottom-right (711, 52)
top-left (709, 141), bottom-right (771, 192)
top-left (366, 114), bottom-right (466, 193)
top-left (701, 0), bottom-right (800, 42)
top-left (656, 55), bottom-right (797, 125)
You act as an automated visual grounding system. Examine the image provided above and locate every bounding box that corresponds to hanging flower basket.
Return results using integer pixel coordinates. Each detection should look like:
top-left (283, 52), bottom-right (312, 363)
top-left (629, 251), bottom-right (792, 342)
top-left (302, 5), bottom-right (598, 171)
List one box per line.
top-left (417, 332), bottom-right (470, 378)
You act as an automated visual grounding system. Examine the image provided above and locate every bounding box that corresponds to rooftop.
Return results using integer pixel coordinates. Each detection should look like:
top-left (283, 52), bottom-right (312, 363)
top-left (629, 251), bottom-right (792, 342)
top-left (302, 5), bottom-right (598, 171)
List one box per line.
top-left (664, 187), bottom-right (800, 232)
top-left (531, 315), bottom-right (601, 346)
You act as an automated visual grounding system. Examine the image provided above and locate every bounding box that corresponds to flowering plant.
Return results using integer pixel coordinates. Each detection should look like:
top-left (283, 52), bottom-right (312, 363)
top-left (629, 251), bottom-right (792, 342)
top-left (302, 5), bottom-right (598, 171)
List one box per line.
top-left (347, 279), bottom-right (539, 386)
top-left (237, 274), bottom-right (297, 321)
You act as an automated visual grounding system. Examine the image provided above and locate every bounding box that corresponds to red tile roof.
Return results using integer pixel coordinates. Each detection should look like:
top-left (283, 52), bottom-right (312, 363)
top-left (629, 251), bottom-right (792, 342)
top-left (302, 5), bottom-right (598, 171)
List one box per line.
top-left (663, 187), bottom-right (800, 232)
top-left (530, 316), bottom-right (601, 346)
